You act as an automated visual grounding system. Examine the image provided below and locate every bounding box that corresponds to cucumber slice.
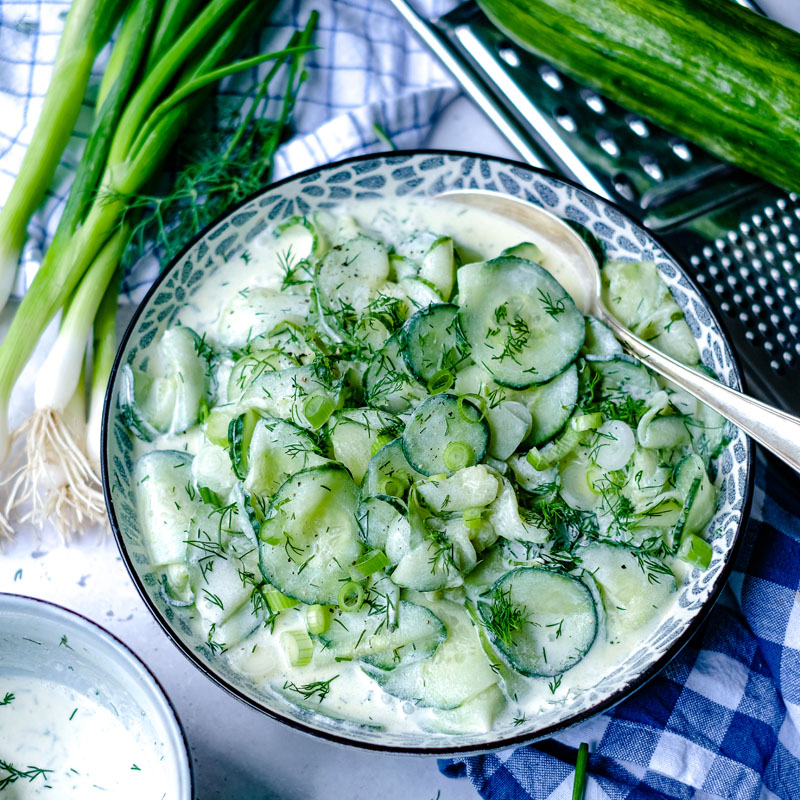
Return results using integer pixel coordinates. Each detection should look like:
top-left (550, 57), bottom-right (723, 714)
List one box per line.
top-left (485, 401), bottom-right (532, 460)
top-left (390, 537), bottom-right (464, 592)
top-left (401, 304), bottom-right (469, 384)
top-left (227, 349), bottom-right (296, 402)
top-left (502, 241), bottom-right (542, 262)
top-left (118, 364), bottom-right (164, 442)
top-left (578, 541), bottom-right (676, 639)
top-left (192, 442), bottom-right (237, 496)
top-left (519, 363), bottom-right (579, 447)
top-left (458, 256), bottom-right (584, 388)
top-left (361, 438), bottom-right (425, 499)
top-left (356, 494), bottom-right (411, 563)
top-left (587, 354), bottom-right (658, 401)
top-left (583, 316), bottom-right (623, 358)
top-left (258, 465), bottom-right (363, 604)
top-left (364, 332), bottom-right (427, 414)
top-left (316, 601), bottom-right (445, 665)
top-left (488, 478), bottom-right (548, 543)
top-left (672, 454), bottom-right (716, 537)
top-left (242, 364), bottom-right (338, 428)
top-left (416, 465), bottom-right (500, 514)
top-left (245, 416), bottom-right (327, 497)
top-left (399, 277), bottom-right (442, 309)
top-left (315, 235), bottom-right (390, 322)
top-left (328, 408), bottom-right (402, 485)
top-left (134, 451), bottom-right (199, 567)
top-left (362, 599), bottom-right (498, 709)
top-left (419, 237), bottom-right (456, 301)
top-left (477, 568), bottom-right (597, 677)
top-left (216, 288), bottom-right (310, 349)
top-left (402, 394), bottom-right (489, 476)
top-left (425, 684), bottom-right (506, 735)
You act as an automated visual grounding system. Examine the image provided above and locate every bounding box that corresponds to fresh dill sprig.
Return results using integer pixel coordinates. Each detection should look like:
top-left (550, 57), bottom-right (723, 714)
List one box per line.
top-left (483, 585), bottom-right (531, 648)
top-left (283, 674), bottom-right (339, 703)
top-left (0, 761), bottom-right (53, 791)
top-left (0, 692), bottom-right (13, 706)
top-left (537, 288), bottom-right (566, 319)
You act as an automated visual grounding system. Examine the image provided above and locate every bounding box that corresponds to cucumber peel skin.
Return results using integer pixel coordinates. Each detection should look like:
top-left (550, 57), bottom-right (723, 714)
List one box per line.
top-left (478, 0), bottom-right (800, 192)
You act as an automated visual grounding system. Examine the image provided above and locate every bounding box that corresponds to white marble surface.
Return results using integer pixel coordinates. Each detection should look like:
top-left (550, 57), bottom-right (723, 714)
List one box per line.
top-left (3, 1), bottom-right (800, 798)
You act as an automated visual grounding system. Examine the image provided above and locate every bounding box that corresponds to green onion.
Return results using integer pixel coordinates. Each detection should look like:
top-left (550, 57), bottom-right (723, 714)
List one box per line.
top-left (0, 0), bottom-right (125, 313)
top-left (570, 412), bottom-right (602, 432)
top-left (350, 549), bottom-right (390, 579)
top-left (572, 742), bottom-right (589, 800)
top-left (228, 409), bottom-right (259, 479)
top-left (304, 393), bottom-right (335, 429)
top-left (280, 629), bottom-right (314, 667)
top-left (443, 441), bottom-right (473, 472)
top-left (457, 394), bottom-right (487, 423)
top-left (463, 507), bottom-right (484, 530)
top-left (304, 604), bottom-right (330, 635)
top-left (371, 433), bottom-right (395, 457)
top-left (86, 269), bottom-right (121, 468)
top-left (198, 486), bottom-right (222, 507)
top-left (677, 533), bottom-right (713, 570)
top-left (426, 369), bottom-right (454, 394)
top-left (527, 427), bottom-right (580, 470)
top-left (337, 581), bottom-right (364, 612)
top-left (378, 476), bottom-right (407, 498)
top-left (264, 587), bottom-right (299, 614)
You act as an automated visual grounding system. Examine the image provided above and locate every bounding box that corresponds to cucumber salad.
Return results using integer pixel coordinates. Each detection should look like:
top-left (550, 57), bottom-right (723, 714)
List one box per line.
top-left (125, 199), bottom-right (725, 735)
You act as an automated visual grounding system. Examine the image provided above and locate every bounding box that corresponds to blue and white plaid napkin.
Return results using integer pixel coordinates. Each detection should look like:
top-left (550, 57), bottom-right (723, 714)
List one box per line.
top-left (442, 450), bottom-right (800, 799)
top-left (0, 0), bottom-right (459, 301)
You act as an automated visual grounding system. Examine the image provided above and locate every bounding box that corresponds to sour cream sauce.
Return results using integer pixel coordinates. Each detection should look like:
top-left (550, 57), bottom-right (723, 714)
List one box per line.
top-left (0, 676), bottom-right (168, 797)
top-left (145, 198), bottom-right (681, 735)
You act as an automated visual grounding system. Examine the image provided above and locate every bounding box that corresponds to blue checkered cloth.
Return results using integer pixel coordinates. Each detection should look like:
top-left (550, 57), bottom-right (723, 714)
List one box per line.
top-left (0, 0), bottom-right (459, 302)
top-left (441, 450), bottom-right (800, 800)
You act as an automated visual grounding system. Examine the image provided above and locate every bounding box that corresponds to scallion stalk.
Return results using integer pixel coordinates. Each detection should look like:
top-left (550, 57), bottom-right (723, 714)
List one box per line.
top-left (0, 0), bottom-right (126, 312)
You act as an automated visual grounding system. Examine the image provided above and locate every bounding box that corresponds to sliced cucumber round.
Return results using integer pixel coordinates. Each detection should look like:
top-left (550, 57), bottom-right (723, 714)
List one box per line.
top-left (356, 494), bottom-right (410, 563)
top-left (361, 438), bottom-right (425, 499)
top-left (258, 465), bottom-right (362, 604)
top-left (525, 363), bottom-right (579, 447)
top-left (401, 303), bottom-right (469, 384)
top-left (582, 316), bottom-right (623, 358)
top-left (316, 600), bottom-right (445, 665)
top-left (327, 408), bottom-right (402, 485)
top-left (587, 353), bottom-right (658, 401)
top-left (364, 332), bottom-right (427, 413)
top-left (458, 256), bottom-right (584, 388)
top-left (402, 394), bottom-right (489, 476)
top-left (477, 567), bottom-right (597, 677)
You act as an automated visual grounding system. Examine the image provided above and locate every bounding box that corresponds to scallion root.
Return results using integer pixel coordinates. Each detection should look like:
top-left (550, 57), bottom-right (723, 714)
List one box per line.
top-left (7, 409), bottom-right (105, 541)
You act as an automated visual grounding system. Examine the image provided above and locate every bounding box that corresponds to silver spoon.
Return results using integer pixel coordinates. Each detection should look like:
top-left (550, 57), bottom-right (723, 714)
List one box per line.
top-left (438, 189), bottom-right (800, 474)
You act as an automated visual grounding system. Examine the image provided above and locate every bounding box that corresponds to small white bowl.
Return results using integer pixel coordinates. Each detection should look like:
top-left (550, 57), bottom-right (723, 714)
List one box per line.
top-left (0, 593), bottom-right (193, 798)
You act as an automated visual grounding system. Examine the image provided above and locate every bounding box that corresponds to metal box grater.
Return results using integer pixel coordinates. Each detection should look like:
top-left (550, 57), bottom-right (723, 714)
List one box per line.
top-left (407, 1), bottom-right (800, 416)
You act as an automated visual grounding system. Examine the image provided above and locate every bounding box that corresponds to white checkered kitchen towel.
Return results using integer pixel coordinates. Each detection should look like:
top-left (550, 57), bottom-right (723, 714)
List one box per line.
top-left (3, 3), bottom-right (800, 799)
top-left (0, 0), bottom-right (460, 300)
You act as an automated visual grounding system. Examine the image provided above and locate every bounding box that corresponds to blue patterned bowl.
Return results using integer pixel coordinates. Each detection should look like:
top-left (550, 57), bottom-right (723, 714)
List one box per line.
top-left (102, 151), bottom-right (753, 756)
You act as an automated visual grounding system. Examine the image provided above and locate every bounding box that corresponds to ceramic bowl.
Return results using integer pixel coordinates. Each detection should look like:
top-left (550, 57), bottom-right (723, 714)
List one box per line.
top-left (0, 592), bottom-right (193, 795)
top-left (102, 151), bottom-right (752, 756)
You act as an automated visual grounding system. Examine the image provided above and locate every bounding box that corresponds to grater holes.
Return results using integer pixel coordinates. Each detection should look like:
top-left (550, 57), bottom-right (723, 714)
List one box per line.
top-left (596, 129), bottom-right (620, 157)
top-left (612, 173), bottom-right (637, 202)
top-left (627, 116), bottom-right (650, 138)
top-left (582, 90), bottom-right (606, 114)
top-left (639, 155), bottom-right (663, 182)
top-left (555, 108), bottom-right (577, 133)
top-left (539, 65), bottom-right (563, 91)
top-left (498, 45), bottom-right (521, 68)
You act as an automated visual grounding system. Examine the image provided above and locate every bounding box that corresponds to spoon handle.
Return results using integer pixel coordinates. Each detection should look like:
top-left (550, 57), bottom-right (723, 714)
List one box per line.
top-left (600, 311), bottom-right (800, 474)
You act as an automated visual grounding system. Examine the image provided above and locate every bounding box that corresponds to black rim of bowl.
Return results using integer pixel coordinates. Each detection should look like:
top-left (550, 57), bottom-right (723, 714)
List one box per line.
top-left (101, 149), bottom-right (755, 757)
top-left (0, 592), bottom-right (195, 791)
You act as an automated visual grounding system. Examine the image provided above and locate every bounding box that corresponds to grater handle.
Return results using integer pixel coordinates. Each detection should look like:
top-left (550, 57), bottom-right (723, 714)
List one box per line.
top-left (601, 313), bottom-right (800, 475)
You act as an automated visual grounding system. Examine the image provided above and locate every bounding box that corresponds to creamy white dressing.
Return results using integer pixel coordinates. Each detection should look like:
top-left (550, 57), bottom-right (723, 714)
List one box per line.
top-left (137, 198), bottom-right (687, 736)
top-left (0, 676), bottom-right (168, 798)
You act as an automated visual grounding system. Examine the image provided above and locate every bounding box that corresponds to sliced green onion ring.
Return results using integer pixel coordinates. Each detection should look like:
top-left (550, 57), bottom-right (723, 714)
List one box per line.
top-left (337, 581), bottom-right (364, 612)
top-left (378, 475), bottom-right (407, 497)
top-left (304, 393), bottom-right (335, 429)
top-left (457, 393), bottom-right (487, 423)
top-left (462, 507), bottom-right (483, 530)
top-left (263, 586), bottom-right (298, 613)
top-left (571, 412), bottom-right (602, 432)
top-left (677, 532), bottom-right (713, 570)
top-left (304, 604), bottom-right (330, 635)
top-left (443, 441), bottom-right (473, 472)
top-left (352, 549), bottom-right (390, 578)
top-left (427, 369), bottom-right (454, 394)
top-left (281, 629), bottom-right (314, 667)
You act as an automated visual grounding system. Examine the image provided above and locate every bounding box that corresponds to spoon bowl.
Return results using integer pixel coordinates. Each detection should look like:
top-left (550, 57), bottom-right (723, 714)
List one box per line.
top-left (439, 188), bottom-right (800, 475)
